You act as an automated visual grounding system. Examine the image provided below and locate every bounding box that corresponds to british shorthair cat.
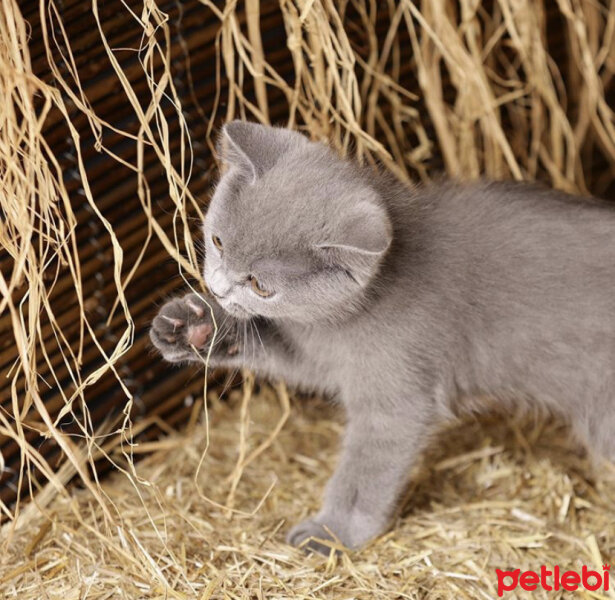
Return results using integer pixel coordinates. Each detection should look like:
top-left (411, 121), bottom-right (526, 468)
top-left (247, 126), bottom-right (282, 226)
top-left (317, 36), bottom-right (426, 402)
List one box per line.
top-left (151, 121), bottom-right (615, 553)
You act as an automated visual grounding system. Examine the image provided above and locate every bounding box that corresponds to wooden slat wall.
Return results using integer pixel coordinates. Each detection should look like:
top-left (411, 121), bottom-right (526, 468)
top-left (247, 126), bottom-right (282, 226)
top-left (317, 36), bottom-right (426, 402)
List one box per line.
top-left (0, 0), bottom-right (294, 508)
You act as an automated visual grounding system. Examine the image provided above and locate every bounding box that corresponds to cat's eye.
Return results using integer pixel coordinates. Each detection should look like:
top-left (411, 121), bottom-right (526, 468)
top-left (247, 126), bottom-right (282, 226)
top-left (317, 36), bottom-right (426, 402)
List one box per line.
top-left (248, 275), bottom-right (272, 297)
top-left (212, 235), bottom-right (223, 251)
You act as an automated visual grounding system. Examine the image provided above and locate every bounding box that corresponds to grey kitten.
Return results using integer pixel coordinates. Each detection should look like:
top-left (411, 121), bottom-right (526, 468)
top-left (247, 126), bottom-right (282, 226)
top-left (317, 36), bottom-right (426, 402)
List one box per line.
top-left (150, 121), bottom-right (615, 553)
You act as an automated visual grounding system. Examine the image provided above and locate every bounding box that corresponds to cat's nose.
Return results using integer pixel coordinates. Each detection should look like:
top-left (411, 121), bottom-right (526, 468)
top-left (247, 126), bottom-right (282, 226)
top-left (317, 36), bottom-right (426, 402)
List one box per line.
top-left (207, 268), bottom-right (232, 299)
top-left (209, 286), bottom-right (226, 300)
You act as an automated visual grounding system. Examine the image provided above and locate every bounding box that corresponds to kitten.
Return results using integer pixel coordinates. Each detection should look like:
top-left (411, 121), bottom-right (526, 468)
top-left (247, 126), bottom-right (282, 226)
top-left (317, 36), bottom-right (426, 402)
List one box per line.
top-left (150, 121), bottom-right (615, 553)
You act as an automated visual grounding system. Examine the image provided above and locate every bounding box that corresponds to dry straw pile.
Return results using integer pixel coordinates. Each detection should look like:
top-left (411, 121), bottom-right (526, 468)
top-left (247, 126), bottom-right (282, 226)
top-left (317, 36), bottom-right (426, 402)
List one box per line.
top-left (1, 0), bottom-right (615, 598)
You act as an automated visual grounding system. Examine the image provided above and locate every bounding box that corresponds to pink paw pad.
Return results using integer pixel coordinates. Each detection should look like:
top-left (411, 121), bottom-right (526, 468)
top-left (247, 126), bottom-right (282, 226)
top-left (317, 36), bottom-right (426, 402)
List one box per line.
top-left (187, 323), bottom-right (213, 348)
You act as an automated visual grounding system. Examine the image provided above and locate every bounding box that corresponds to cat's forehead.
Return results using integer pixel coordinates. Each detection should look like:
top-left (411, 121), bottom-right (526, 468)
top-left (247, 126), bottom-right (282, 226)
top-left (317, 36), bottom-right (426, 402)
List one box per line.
top-left (210, 153), bottom-right (359, 247)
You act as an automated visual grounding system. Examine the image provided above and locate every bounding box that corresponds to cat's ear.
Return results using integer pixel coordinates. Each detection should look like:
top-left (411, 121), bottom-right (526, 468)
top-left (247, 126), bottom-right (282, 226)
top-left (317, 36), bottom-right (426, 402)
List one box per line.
top-left (317, 198), bottom-right (392, 282)
top-left (218, 121), bottom-right (307, 183)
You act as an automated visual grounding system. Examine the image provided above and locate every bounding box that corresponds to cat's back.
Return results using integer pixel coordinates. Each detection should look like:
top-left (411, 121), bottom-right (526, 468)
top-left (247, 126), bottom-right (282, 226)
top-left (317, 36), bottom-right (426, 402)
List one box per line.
top-left (369, 178), bottom-right (615, 364)
top-left (388, 179), bottom-right (615, 298)
top-left (430, 179), bottom-right (615, 242)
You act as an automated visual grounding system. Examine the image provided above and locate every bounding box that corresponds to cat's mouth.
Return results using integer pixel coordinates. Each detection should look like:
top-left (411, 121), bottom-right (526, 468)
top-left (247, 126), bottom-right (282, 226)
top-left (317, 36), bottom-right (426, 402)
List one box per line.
top-left (220, 300), bottom-right (253, 320)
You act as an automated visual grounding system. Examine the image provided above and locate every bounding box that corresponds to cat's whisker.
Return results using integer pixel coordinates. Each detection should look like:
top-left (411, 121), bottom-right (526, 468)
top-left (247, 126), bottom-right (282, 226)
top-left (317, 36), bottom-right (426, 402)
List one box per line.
top-left (241, 320), bottom-right (248, 362)
top-left (218, 367), bottom-right (240, 401)
top-left (212, 322), bottom-right (234, 351)
top-left (248, 320), bottom-right (257, 371)
top-left (246, 321), bottom-right (256, 372)
top-left (251, 320), bottom-right (267, 358)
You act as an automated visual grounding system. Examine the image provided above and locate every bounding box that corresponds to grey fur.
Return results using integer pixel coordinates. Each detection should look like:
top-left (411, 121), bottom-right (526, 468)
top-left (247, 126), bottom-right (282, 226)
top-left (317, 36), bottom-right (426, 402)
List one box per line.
top-left (150, 121), bottom-right (615, 553)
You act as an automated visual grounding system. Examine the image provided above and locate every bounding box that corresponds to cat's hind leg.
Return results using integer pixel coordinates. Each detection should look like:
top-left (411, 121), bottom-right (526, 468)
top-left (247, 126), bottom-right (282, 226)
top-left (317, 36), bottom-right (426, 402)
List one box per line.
top-left (586, 410), bottom-right (615, 465)
top-left (568, 388), bottom-right (615, 470)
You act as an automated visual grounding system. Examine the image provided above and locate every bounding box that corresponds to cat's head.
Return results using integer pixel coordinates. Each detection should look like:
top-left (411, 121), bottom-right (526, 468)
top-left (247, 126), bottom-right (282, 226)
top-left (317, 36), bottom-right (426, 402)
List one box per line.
top-left (202, 121), bottom-right (392, 324)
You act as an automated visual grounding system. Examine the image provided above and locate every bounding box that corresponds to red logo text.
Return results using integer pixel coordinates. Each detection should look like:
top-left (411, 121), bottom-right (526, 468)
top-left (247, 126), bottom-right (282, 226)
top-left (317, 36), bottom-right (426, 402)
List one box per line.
top-left (496, 565), bottom-right (610, 596)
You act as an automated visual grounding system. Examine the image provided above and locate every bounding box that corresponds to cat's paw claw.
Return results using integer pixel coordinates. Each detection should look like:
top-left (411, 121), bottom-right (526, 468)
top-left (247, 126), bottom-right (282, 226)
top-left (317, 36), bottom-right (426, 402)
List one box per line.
top-left (161, 315), bottom-right (185, 330)
top-left (286, 519), bottom-right (339, 555)
top-left (186, 299), bottom-right (205, 318)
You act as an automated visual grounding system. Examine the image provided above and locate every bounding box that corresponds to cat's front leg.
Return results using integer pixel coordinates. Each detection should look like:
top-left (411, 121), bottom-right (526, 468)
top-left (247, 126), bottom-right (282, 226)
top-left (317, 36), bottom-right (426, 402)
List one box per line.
top-left (150, 292), bottom-right (241, 366)
top-left (287, 403), bottom-right (435, 553)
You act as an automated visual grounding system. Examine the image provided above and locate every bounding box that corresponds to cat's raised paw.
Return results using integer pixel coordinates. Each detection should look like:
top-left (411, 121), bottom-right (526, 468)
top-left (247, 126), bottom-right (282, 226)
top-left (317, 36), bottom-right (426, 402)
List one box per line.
top-left (150, 293), bottom-right (227, 363)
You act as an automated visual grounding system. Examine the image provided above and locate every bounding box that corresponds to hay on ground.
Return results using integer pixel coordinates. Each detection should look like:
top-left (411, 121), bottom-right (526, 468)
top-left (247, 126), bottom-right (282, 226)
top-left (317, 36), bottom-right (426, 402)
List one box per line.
top-left (1, 386), bottom-right (614, 598)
